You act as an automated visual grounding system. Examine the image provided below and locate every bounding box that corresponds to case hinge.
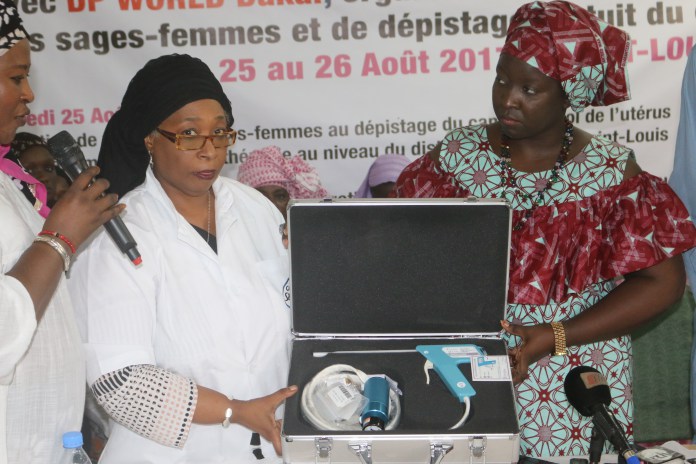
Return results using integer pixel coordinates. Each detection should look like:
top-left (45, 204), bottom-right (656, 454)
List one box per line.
top-left (315, 437), bottom-right (333, 463)
top-left (469, 436), bottom-right (487, 464)
top-left (430, 442), bottom-right (454, 464)
top-left (349, 442), bottom-right (373, 464)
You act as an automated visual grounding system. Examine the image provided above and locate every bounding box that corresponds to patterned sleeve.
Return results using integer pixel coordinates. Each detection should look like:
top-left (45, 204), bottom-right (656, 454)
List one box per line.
top-left (509, 172), bottom-right (696, 305)
top-left (91, 364), bottom-right (198, 449)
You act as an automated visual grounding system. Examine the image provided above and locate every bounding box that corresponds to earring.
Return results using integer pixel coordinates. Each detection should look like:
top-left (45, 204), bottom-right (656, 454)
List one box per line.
top-left (148, 150), bottom-right (154, 168)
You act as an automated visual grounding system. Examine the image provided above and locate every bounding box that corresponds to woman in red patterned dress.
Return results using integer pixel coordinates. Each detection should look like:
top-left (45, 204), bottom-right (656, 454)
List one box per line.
top-left (393, 1), bottom-right (696, 459)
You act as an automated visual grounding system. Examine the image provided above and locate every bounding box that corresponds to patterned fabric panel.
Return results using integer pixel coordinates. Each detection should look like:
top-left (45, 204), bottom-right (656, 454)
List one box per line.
top-left (392, 149), bottom-right (468, 199)
top-left (91, 364), bottom-right (198, 449)
top-left (504, 282), bottom-right (632, 457)
top-left (441, 125), bottom-right (631, 207)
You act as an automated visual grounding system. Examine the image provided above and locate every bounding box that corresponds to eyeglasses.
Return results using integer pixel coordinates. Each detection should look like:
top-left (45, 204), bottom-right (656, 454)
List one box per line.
top-left (156, 128), bottom-right (237, 151)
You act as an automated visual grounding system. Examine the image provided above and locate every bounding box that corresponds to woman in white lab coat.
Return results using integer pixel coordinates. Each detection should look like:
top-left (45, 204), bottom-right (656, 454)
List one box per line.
top-left (69, 54), bottom-right (296, 463)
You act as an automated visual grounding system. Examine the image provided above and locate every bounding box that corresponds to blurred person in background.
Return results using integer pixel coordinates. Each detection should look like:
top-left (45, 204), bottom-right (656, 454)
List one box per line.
top-left (355, 153), bottom-right (411, 198)
top-left (10, 132), bottom-right (58, 207)
top-left (237, 145), bottom-right (328, 219)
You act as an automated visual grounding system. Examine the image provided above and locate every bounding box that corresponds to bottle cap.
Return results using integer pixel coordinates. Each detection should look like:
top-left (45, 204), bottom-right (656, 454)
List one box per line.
top-left (62, 431), bottom-right (84, 449)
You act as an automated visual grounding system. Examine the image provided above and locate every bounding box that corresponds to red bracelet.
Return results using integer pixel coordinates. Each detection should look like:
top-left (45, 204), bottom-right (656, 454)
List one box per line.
top-left (38, 230), bottom-right (76, 254)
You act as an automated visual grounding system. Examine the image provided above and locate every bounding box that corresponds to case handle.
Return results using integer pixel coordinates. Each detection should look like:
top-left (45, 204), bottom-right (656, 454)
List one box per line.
top-left (430, 442), bottom-right (454, 464)
top-left (349, 442), bottom-right (373, 464)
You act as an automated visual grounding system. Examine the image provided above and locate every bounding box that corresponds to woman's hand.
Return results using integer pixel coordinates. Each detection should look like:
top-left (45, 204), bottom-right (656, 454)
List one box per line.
top-left (6, 166), bottom-right (125, 319)
top-left (232, 385), bottom-right (298, 456)
top-left (500, 320), bottom-right (554, 384)
top-left (43, 166), bottom-right (125, 250)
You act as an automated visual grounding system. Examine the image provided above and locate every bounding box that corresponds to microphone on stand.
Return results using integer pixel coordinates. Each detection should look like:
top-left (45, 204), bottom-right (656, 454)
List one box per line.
top-left (48, 131), bottom-right (142, 265)
top-left (563, 366), bottom-right (639, 464)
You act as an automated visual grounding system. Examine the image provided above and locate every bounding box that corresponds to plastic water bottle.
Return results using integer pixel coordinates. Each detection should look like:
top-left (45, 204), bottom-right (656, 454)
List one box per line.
top-left (60, 431), bottom-right (91, 464)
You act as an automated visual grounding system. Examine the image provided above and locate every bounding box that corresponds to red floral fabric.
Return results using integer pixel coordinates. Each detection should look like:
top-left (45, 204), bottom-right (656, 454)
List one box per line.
top-left (511, 173), bottom-right (695, 304)
top-left (392, 152), bottom-right (469, 199)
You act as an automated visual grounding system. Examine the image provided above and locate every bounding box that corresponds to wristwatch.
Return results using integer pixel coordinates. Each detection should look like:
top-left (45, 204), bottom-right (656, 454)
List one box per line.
top-left (222, 406), bottom-right (233, 428)
top-left (551, 321), bottom-right (567, 356)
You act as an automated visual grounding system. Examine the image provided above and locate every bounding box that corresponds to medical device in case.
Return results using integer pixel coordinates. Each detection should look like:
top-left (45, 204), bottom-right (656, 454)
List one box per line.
top-left (282, 198), bottom-right (520, 464)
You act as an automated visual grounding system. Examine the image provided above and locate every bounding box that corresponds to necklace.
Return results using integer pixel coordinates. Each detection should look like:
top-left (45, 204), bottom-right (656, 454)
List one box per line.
top-left (206, 189), bottom-right (211, 245)
top-left (500, 118), bottom-right (574, 231)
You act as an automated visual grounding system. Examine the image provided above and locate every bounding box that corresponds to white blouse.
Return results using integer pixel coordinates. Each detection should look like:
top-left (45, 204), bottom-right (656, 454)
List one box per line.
top-left (0, 172), bottom-right (85, 464)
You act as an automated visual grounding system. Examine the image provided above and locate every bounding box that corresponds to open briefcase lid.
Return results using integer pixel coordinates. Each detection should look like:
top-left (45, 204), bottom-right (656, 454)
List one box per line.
top-left (287, 198), bottom-right (512, 337)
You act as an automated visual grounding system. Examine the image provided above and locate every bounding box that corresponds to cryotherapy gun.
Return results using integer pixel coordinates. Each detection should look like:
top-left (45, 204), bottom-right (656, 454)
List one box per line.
top-left (416, 344), bottom-right (485, 401)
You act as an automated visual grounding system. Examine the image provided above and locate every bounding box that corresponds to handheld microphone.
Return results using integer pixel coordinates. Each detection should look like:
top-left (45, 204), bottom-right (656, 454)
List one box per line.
top-left (48, 131), bottom-right (142, 265)
top-left (564, 366), bottom-right (639, 464)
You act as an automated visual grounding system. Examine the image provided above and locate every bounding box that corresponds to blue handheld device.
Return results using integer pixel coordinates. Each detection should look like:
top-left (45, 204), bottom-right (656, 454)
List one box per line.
top-left (415, 344), bottom-right (485, 402)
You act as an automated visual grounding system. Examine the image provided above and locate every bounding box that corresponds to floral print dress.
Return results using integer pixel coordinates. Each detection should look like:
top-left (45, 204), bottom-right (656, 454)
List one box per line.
top-left (394, 124), bottom-right (696, 457)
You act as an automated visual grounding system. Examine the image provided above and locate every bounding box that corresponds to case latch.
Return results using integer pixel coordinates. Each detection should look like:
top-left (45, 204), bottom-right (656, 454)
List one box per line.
top-left (430, 442), bottom-right (453, 464)
top-left (314, 437), bottom-right (333, 463)
top-left (469, 436), bottom-right (487, 464)
top-left (348, 442), bottom-right (373, 464)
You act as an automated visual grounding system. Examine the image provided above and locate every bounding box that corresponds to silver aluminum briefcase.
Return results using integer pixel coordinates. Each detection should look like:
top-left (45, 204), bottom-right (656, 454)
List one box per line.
top-left (282, 198), bottom-right (520, 464)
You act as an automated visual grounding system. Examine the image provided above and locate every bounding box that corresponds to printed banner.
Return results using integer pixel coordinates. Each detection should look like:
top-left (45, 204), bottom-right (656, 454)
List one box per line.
top-left (17, 0), bottom-right (696, 196)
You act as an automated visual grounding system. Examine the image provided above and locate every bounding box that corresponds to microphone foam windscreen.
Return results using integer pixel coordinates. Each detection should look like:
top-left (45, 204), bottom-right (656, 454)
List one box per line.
top-left (563, 365), bottom-right (611, 416)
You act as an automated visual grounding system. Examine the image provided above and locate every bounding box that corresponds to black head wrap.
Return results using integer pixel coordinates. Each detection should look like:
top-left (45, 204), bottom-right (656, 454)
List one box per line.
top-left (0, 1), bottom-right (28, 56)
top-left (98, 54), bottom-right (233, 197)
top-left (11, 131), bottom-right (48, 154)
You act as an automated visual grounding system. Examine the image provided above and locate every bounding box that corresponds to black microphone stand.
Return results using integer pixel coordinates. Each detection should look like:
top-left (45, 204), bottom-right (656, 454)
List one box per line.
top-left (589, 419), bottom-right (604, 464)
top-left (590, 417), bottom-right (631, 464)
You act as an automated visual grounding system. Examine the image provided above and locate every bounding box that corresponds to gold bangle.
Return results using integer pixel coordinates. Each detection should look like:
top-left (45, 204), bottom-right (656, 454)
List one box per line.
top-left (551, 321), bottom-right (567, 356)
top-left (34, 235), bottom-right (71, 272)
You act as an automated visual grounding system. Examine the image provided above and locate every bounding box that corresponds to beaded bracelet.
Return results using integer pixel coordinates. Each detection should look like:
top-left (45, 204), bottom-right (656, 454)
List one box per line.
top-left (38, 230), bottom-right (77, 254)
top-left (34, 235), bottom-right (71, 272)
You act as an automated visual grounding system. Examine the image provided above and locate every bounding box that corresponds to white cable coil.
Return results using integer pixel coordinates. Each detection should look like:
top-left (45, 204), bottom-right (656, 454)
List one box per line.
top-left (300, 364), bottom-right (402, 431)
top-left (301, 363), bottom-right (472, 431)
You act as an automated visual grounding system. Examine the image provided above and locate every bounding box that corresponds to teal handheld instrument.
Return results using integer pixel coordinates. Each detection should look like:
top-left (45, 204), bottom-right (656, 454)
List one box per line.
top-left (416, 344), bottom-right (485, 401)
